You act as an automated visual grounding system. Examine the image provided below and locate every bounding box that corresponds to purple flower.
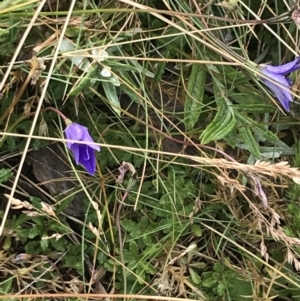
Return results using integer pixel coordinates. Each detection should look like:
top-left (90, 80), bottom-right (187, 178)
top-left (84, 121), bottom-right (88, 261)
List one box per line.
top-left (259, 57), bottom-right (300, 111)
top-left (65, 122), bottom-right (100, 175)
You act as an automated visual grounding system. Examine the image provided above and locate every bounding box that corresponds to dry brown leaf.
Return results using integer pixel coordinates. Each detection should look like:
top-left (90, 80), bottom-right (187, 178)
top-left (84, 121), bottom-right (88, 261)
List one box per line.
top-left (30, 56), bottom-right (46, 85)
top-left (88, 222), bottom-right (99, 236)
top-left (42, 234), bottom-right (62, 241)
top-left (168, 244), bottom-right (196, 266)
top-left (39, 118), bottom-right (49, 137)
top-left (117, 161), bottom-right (136, 183)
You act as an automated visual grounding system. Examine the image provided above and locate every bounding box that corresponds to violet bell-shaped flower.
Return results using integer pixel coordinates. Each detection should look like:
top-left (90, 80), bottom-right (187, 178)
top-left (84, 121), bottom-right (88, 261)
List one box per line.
top-left (259, 57), bottom-right (300, 111)
top-left (64, 120), bottom-right (100, 175)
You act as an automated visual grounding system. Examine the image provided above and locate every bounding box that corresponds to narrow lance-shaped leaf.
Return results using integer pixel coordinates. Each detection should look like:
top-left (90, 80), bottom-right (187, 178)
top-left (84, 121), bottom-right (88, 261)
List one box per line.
top-left (236, 114), bottom-right (261, 159)
top-left (69, 65), bottom-right (98, 96)
top-left (154, 49), bottom-right (169, 82)
top-left (102, 81), bottom-right (121, 116)
top-left (184, 63), bottom-right (207, 130)
top-left (236, 111), bottom-right (279, 143)
top-left (200, 98), bottom-right (236, 144)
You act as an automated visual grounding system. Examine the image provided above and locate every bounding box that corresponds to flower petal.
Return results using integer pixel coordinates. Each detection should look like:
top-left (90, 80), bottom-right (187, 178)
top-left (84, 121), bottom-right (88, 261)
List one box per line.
top-left (78, 145), bottom-right (97, 174)
top-left (263, 57), bottom-right (300, 75)
top-left (64, 122), bottom-right (100, 175)
top-left (81, 127), bottom-right (100, 151)
top-left (65, 123), bottom-right (85, 148)
top-left (261, 70), bottom-right (292, 111)
top-left (69, 143), bottom-right (80, 164)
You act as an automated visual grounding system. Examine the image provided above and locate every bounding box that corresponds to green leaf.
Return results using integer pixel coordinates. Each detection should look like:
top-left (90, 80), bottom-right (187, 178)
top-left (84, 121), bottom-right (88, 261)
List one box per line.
top-left (28, 226), bottom-right (39, 239)
top-left (119, 70), bottom-right (140, 103)
top-left (184, 64), bottom-right (206, 130)
top-left (123, 249), bottom-right (138, 263)
top-left (200, 98), bottom-right (236, 144)
top-left (69, 65), bottom-right (98, 96)
top-left (129, 60), bottom-right (155, 78)
top-left (224, 130), bottom-right (237, 148)
top-left (236, 112), bottom-right (279, 143)
top-left (228, 276), bottom-right (255, 301)
top-left (50, 237), bottom-right (66, 251)
top-left (236, 114), bottom-right (261, 158)
top-left (154, 50), bottom-right (169, 82)
top-left (141, 261), bottom-right (157, 274)
top-left (56, 194), bottom-right (75, 213)
top-left (189, 267), bottom-right (201, 284)
top-left (7, 135), bottom-right (16, 152)
top-left (202, 272), bottom-right (217, 287)
top-left (233, 103), bottom-right (275, 113)
top-left (213, 262), bottom-right (224, 273)
top-left (0, 168), bottom-right (12, 184)
top-left (3, 236), bottom-right (11, 250)
top-left (120, 220), bottom-right (141, 237)
top-left (191, 224), bottom-right (202, 237)
top-left (143, 234), bottom-right (152, 246)
top-left (158, 27), bottom-right (186, 47)
top-left (216, 0), bottom-right (238, 10)
top-left (65, 256), bottom-right (82, 270)
top-left (102, 80), bottom-right (121, 116)
top-left (217, 282), bottom-right (226, 296)
top-left (30, 197), bottom-right (42, 210)
top-left (129, 241), bottom-right (139, 256)
top-left (0, 278), bottom-right (12, 294)
top-left (25, 241), bottom-right (41, 254)
top-left (40, 239), bottom-right (49, 251)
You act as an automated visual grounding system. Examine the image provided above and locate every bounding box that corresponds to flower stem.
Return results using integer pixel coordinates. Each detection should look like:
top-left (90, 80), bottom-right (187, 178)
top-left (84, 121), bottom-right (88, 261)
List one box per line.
top-left (0, 107), bottom-right (71, 148)
top-left (41, 107), bottom-right (67, 120)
